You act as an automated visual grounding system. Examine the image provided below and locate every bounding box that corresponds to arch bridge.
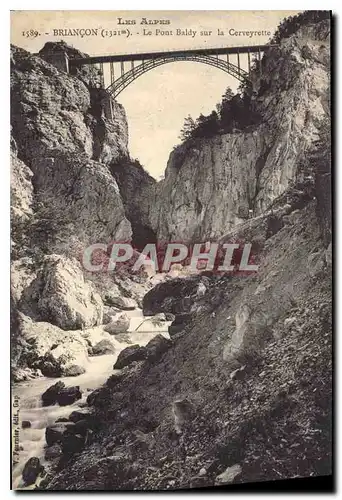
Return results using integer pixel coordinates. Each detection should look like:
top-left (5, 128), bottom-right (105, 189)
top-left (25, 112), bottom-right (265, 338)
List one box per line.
top-left (69, 44), bottom-right (277, 99)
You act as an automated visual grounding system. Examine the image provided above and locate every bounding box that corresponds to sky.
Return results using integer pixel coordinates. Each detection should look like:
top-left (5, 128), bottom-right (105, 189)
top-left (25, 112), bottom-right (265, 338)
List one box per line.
top-left (11, 10), bottom-right (301, 179)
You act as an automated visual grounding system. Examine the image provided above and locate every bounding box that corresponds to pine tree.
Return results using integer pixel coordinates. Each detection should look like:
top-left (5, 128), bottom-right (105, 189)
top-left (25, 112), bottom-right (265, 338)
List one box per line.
top-left (179, 115), bottom-right (196, 141)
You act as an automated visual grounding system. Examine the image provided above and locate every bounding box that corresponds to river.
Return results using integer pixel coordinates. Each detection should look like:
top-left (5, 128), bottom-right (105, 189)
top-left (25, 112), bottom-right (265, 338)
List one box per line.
top-left (11, 308), bottom-right (171, 490)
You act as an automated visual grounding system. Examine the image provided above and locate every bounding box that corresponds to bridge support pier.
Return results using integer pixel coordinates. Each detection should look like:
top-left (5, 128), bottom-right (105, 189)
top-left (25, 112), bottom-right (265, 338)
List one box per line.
top-left (40, 48), bottom-right (69, 73)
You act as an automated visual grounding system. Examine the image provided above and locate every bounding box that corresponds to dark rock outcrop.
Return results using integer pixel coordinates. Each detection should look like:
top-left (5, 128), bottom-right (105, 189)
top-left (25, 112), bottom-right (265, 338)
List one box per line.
top-left (22, 457), bottom-right (43, 486)
top-left (41, 381), bottom-right (65, 407)
top-left (142, 275), bottom-right (210, 315)
top-left (113, 345), bottom-right (147, 370)
top-left (145, 334), bottom-right (172, 362)
top-left (41, 382), bottom-right (82, 407)
top-left (45, 423), bottom-right (75, 446)
top-left (57, 387), bottom-right (82, 406)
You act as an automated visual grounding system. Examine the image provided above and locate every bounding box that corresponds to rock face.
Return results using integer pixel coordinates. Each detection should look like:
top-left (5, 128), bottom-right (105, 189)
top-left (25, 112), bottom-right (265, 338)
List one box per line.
top-left (142, 275), bottom-right (210, 315)
top-left (111, 159), bottom-right (157, 250)
top-left (11, 42), bottom-right (132, 253)
top-left (17, 314), bottom-right (89, 378)
top-left (148, 21), bottom-right (330, 242)
top-left (10, 42), bottom-right (136, 379)
top-left (34, 255), bottom-right (103, 330)
top-left (10, 149), bottom-right (33, 229)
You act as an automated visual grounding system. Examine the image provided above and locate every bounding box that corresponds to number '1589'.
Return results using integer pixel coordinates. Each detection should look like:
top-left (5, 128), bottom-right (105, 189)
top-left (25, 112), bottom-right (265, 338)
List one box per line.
top-left (22, 30), bottom-right (39, 38)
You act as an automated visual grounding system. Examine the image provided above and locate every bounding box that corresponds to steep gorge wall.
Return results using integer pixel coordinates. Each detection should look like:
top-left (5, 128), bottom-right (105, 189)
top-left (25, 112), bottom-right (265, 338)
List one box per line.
top-left (147, 21), bottom-right (330, 242)
top-left (10, 43), bottom-right (136, 379)
top-left (11, 43), bottom-right (132, 251)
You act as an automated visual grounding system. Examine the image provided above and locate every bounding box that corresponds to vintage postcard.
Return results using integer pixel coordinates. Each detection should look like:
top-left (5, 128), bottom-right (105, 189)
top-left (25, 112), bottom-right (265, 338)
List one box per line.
top-left (10, 10), bottom-right (332, 491)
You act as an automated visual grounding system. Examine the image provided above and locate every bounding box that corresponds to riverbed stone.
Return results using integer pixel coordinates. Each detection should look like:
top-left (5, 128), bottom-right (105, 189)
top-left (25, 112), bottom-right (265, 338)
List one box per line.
top-left (45, 423), bottom-right (75, 446)
top-left (73, 419), bottom-right (89, 436)
top-left (56, 386), bottom-right (82, 406)
top-left (92, 339), bottom-right (116, 356)
top-left (104, 314), bottom-right (130, 335)
top-left (63, 364), bottom-right (86, 376)
top-left (22, 457), bottom-right (43, 486)
top-left (41, 381), bottom-right (66, 407)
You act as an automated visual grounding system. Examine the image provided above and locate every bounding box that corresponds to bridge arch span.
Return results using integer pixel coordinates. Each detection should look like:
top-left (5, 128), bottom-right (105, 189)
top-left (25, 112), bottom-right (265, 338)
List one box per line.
top-left (105, 54), bottom-right (249, 99)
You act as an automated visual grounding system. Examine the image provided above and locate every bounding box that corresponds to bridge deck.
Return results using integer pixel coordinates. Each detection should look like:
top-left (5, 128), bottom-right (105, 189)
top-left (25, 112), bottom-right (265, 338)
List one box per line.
top-left (70, 44), bottom-right (277, 66)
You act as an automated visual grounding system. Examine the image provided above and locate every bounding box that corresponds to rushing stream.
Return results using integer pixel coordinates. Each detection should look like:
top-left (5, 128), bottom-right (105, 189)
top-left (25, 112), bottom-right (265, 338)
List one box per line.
top-left (12, 308), bottom-right (171, 489)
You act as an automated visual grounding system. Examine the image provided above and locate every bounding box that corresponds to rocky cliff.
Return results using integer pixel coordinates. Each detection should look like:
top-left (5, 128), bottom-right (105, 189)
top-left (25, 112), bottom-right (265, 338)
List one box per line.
top-left (148, 21), bottom-right (330, 242)
top-left (10, 43), bottom-right (138, 381)
top-left (11, 43), bottom-right (131, 251)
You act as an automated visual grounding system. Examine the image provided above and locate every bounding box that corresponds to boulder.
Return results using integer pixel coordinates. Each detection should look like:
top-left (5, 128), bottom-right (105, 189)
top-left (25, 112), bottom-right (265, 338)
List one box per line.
top-left (56, 386), bottom-right (82, 406)
top-left (22, 420), bottom-right (31, 429)
top-left (142, 275), bottom-right (210, 315)
top-left (45, 423), bottom-right (75, 446)
top-left (215, 464), bottom-right (242, 485)
top-left (104, 314), bottom-right (130, 335)
top-left (22, 457), bottom-right (43, 486)
top-left (41, 381), bottom-right (65, 407)
top-left (104, 292), bottom-right (137, 310)
top-left (92, 339), bottom-right (116, 356)
top-left (168, 324), bottom-right (186, 337)
top-left (113, 345), bottom-right (147, 370)
top-left (45, 443), bottom-right (63, 461)
top-left (18, 314), bottom-right (89, 378)
top-left (145, 334), bottom-right (172, 362)
top-left (63, 364), bottom-right (86, 377)
top-left (35, 255), bottom-right (103, 330)
top-left (102, 306), bottom-right (120, 324)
